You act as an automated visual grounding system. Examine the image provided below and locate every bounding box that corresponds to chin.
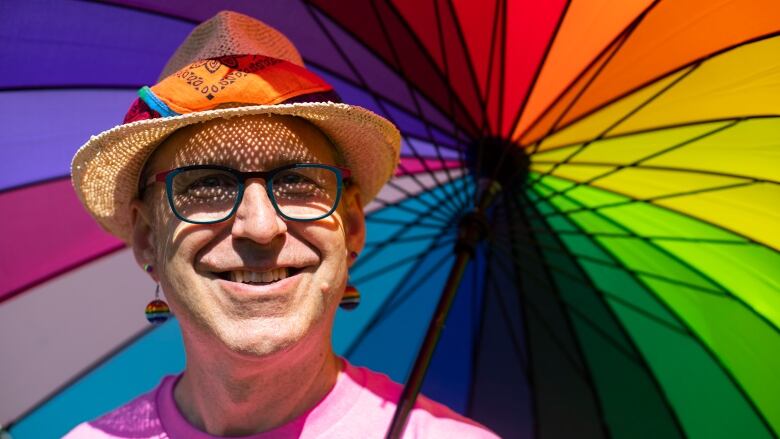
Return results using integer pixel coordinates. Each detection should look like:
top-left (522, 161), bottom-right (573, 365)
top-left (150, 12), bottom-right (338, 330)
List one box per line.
top-left (218, 316), bottom-right (309, 358)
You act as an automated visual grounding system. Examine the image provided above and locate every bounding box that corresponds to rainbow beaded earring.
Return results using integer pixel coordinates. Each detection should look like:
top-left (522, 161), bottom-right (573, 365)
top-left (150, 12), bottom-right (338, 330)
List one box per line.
top-left (340, 251), bottom-right (361, 311)
top-left (340, 285), bottom-right (361, 310)
top-left (143, 264), bottom-right (172, 324)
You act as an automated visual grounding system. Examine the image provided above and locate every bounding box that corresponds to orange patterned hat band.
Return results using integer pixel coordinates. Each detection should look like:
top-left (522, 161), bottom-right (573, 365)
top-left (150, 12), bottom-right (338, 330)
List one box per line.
top-left (124, 54), bottom-right (337, 122)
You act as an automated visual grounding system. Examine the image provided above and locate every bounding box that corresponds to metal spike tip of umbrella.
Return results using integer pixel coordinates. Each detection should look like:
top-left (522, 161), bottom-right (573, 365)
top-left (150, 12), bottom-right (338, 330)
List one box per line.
top-left (2, 1), bottom-right (780, 439)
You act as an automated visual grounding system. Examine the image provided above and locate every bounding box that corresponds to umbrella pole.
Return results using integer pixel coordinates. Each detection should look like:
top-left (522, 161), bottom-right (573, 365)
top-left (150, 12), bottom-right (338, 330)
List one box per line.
top-left (385, 181), bottom-right (501, 439)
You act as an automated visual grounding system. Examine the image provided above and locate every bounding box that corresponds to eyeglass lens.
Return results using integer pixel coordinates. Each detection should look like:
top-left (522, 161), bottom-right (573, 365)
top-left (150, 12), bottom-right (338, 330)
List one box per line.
top-left (170, 166), bottom-right (340, 222)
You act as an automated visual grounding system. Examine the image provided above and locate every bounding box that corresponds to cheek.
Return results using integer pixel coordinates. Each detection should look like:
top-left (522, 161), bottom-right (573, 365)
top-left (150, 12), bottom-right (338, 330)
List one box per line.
top-left (310, 234), bottom-right (350, 300)
top-left (152, 207), bottom-right (223, 283)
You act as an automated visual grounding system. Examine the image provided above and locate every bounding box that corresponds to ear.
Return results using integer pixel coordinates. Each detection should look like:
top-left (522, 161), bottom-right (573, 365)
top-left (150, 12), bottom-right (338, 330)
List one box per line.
top-left (130, 198), bottom-right (158, 282)
top-left (342, 185), bottom-right (365, 263)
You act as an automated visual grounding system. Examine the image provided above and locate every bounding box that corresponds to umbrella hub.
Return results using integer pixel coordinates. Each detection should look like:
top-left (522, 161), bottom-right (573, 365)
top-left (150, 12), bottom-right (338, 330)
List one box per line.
top-left (465, 136), bottom-right (530, 189)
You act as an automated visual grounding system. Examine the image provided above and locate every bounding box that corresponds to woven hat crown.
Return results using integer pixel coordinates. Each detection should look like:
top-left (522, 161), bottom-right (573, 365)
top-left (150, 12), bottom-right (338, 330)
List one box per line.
top-left (71, 10), bottom-right (401, 243)
top-left (159, 11), bottom-right (305, 80)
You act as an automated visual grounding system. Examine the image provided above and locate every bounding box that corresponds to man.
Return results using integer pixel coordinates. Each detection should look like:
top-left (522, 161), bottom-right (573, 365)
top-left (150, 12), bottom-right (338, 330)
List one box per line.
top-left (66, 11), bottom-right (498, 439)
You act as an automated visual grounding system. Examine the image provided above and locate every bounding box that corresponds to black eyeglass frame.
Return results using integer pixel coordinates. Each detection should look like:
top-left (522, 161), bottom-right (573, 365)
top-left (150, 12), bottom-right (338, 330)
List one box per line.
top-left (145, 163), bottom-right (352, 224)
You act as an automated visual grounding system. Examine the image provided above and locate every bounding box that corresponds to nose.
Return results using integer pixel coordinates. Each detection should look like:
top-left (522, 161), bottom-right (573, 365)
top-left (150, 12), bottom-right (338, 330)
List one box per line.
top-left (230, 180), bottom-right (287, 243)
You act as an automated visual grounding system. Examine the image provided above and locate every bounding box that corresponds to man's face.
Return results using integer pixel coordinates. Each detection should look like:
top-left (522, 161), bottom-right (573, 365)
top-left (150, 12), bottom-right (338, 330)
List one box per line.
top-left (132, 114), bottom-right (364, 358)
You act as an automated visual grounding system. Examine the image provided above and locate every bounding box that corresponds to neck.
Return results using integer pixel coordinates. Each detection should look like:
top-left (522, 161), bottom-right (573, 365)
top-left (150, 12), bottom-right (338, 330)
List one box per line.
top-left (174, 337), bottom-right (342, 436)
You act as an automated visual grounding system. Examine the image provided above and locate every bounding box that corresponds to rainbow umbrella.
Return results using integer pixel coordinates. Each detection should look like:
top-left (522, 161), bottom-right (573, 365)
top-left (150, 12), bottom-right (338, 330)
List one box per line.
top-left (2, 1), bottom-right (779, 438)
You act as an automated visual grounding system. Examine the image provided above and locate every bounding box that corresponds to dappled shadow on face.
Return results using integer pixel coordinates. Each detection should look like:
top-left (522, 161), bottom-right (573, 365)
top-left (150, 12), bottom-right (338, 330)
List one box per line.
top-left (140, 114), bottom-right (348, 260)
top-left (168, 165), bottom-right (341, 223)
top-left (150, 114), bottom-right (340, 174)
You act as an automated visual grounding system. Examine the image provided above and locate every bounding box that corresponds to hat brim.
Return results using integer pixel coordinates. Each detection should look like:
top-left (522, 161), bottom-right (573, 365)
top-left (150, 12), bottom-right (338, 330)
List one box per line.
top-left (71, 102), bottom-right (401, 242)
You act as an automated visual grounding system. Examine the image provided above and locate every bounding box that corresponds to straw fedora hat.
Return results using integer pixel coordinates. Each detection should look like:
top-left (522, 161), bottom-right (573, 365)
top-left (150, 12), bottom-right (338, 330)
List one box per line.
top-left (71, 10), bottom-right (401, 242)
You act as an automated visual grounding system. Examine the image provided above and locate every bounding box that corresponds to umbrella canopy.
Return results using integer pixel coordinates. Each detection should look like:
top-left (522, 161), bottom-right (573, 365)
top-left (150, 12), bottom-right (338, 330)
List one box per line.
top-left (1, 1), bottom-right (779, 438)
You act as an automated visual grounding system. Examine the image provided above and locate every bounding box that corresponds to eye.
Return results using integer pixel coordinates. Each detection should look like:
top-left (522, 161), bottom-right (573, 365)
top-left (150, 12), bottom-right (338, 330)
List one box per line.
top-left (274, 171), bottom-right (319, 189)
top-left (276, 173), bottom-right (309, 185)
top-left (173, 170), bottom-right (238, 199)
top-left (191, 174), bottom-right (233, 189)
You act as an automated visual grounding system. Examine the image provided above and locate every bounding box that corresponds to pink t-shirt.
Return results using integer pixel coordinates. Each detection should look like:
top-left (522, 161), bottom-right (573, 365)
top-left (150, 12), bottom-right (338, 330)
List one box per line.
top-left (64, 359), bottom-right (499, 438)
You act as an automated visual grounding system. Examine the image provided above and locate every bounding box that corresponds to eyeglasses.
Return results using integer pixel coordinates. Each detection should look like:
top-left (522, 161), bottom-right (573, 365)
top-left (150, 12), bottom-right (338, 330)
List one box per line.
top-left (145, 163), bottom-right (351, 223)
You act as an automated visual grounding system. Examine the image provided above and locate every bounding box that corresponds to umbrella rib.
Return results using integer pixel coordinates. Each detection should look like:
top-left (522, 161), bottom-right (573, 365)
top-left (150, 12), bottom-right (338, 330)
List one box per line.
top-left (503, 0), bottom-right (573, 140)
top-left (532, 177), bottom-right (758, 210)
top-left (526, 181), bottom-right (769, 292)
top-left (498, 225), bottom-right (751, 246)
top-left (472, 0), bottom-right (502, 122)
top-left (530, 118), bottom-right (742, 201)
top-left (304, 4), bottom-right (463, 213)
top-left (499, 196), bottom-right (608, 378)
top-left (526, 115), bottom-right (778, 156)
top-left (425, 0), bottom-right (465, 201)
top-left (368, 197), bottom-right (456, 225)
top-left (359, 196), bottom-right (459, 270)
top-left (451, 139), bottom-right (471, 211)
top-left (495, 206), bottom-right (554, 373)
top-left (527, 27), bottom-right (780, 149)
top-left (364, 233), bottom-right (451, 248)
top-left (443, 0), bottom-right (490, 111)
top-left (490, 211), bottom-right (629, 435)
top-left (344, 231), bottom-right (457, 357)
top-left (595, 291), bottom-right (693, 335)
top-left (398, 152), bottom-right (463, 160)
top-left (478, 0), bottom-right (571, 211)
top-left (527, 175), bottom-right (775, 251)
top-left (359, 242), bottom-right (459, 328)
top-left (489, 237), bottom-right (647, 366)
top-left (375, 174), bottom-right (462, 216)
top-left (4, 322), bottom-right (158, 429)
top-left (367, 0), bottom-right (466, 214)
top-left (304, 1), bottom-right (481, 136)
top-left (525, 30), bottom-right (637, 156)
top-left (520, 1), bottom-right (658, 147)
top-left (534, 191), bottom-right (778, 434)
top-left (466, 211), bottom-right (537, 421)
top-left (471, 0), bottom-right (506, 207)
top-left (371, 174), bottom-right (469, 221)
top-left (434, 0), bottom-right (486, 215)
top-left (83, 0), bottom-right (200, 25)
top-left (380, 0), bottom-right (484, 136)
top-left (370, 187), bottom-right (449, 219)
top-left (527, 61), bottom-right (700, 187)
top-left (495, 0), bottom-right (508, 136)
top-left (350, 237), bottom-right (456, 287)
top-left (530, 162), bottom-right (775, 185)
top-left (312, 4), bottom-right (478, 217)
top-left (537, 161), bottom-right (780, 186)
top-left (465, 242), bottom-right (486, 418)
top-left (491, 229), bottom-right (727, 297)
top-left (512, 190), bottom-right (689, 436)
top-left (488, 246), bottom-right (634, 419)
top-left (304, 61), bottom-right (460, 140)
top-left (531, 181), bottom-right (780, 338)
top-left (592, 208), bottom-right (780, 336)
top-left (364, 217), bottom-right (447, 230)
top-left (495, 231), bottom-right (696, 336)
top-left (478, 247), bottom-right (531, 373)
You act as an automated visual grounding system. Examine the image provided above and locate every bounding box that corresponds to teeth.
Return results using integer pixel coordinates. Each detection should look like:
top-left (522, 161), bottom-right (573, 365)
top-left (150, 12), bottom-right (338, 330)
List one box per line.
top-left (228, 268), bottom-right (289, 284)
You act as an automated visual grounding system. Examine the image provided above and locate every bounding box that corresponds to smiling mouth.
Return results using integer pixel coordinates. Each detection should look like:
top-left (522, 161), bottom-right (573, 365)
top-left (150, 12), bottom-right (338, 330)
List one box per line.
top-left (215, 268), bottom-right (303, 285)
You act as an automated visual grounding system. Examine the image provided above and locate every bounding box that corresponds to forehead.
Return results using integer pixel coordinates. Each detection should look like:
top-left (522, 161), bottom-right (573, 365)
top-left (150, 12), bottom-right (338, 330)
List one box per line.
top-left (146, 114), bottom-right (339, 172)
